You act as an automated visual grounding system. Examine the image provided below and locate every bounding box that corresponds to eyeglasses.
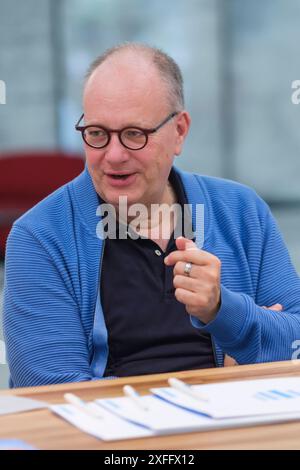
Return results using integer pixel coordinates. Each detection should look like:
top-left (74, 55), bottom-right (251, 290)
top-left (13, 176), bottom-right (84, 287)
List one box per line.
top-left (75, 111), bottom-right (178, 150)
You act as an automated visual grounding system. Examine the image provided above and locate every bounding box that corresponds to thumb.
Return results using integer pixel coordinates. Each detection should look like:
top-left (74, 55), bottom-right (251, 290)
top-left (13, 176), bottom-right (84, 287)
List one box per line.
top-left (262, 303), bottom-right (283, 311)
top-left (175, 236), bottom-right (198, 251)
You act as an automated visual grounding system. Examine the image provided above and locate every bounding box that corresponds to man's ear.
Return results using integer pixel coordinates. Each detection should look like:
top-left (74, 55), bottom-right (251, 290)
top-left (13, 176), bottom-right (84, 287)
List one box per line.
top-left (174, 111), bottom-right (191, 156)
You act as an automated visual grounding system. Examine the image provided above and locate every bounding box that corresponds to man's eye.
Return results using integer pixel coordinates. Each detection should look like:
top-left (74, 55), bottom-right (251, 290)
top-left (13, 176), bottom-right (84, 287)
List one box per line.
top-left (87, 129), bottom-right (106, 137)
top-left (124, 129), bottom-right (144, 138)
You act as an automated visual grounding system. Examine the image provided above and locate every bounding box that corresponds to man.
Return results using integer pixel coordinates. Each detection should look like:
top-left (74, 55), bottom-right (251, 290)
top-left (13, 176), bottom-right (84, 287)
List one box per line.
top-left (3, 43), bottom-right (300, 388)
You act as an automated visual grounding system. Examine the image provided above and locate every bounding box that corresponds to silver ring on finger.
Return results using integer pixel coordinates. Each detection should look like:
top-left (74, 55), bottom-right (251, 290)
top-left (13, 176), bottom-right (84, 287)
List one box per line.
top-left (184, 262), bottom-right (193, 277)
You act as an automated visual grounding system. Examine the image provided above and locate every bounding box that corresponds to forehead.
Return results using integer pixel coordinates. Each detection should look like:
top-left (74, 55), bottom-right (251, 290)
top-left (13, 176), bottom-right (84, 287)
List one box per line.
top-left (83, 54), bottom-right (170, 123)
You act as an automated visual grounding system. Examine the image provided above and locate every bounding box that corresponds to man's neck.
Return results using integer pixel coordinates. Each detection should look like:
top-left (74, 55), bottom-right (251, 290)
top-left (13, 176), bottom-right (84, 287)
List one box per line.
top-left (131, 182), bottom-right (178, 251)
top-left (114, 181), bottom-right (178, 251)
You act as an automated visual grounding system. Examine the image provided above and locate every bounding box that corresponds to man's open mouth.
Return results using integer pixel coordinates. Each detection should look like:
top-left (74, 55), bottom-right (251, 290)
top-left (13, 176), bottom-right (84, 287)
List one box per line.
top-left (108, 173), bottom-right (134, 180)
top-left (110, 174), bottom-right (130, 179)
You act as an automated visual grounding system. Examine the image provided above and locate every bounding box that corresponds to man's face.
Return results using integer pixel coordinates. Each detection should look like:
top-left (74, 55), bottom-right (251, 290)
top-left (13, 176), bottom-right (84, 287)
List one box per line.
top-left (82, 55), bottom-right (190, 211)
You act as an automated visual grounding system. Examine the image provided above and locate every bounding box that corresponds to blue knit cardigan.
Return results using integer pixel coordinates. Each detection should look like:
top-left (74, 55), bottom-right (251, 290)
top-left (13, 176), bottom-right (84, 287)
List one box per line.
top-left (3, 166), bottom-right (300, 387)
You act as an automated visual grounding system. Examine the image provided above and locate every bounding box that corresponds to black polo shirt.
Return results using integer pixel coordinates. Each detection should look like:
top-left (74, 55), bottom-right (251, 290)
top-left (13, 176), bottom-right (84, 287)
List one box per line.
top-left (101, 168), bottom-right (215, 377)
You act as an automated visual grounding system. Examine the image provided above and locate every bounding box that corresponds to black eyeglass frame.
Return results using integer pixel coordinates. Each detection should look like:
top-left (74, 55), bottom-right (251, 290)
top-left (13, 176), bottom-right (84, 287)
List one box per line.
top-left (75, 111), bottom-right (179, 150)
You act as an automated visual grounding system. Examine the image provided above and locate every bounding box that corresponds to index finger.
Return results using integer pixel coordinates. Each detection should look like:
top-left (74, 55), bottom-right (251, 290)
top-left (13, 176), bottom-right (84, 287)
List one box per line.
top-left (164, 247), bottom-right (207, 266)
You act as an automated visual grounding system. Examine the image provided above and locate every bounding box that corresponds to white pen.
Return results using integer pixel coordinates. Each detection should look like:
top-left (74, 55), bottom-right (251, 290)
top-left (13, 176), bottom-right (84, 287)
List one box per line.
top-left (123, 385), bottom-right (149, 411)
top-left (64, 393), bottom-right (104, 419)
top-left (168, 377), bottom-right (209, 402)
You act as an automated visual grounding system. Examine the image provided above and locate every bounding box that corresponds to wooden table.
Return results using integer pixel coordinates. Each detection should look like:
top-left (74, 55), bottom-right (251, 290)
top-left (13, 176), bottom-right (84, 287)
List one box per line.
top-left (1, 360), bottom-right (300, 450)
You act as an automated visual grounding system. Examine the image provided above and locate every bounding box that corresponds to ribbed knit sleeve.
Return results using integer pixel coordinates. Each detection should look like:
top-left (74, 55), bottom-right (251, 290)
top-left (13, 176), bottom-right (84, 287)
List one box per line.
top-left (3, 224), bottom-right (94, 387)
top-left (191, 201), bottom-right (300, 364)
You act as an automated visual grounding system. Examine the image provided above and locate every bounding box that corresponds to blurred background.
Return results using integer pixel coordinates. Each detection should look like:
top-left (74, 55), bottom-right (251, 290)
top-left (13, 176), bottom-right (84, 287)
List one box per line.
top-left (0, 0), bottom-right (300, 389)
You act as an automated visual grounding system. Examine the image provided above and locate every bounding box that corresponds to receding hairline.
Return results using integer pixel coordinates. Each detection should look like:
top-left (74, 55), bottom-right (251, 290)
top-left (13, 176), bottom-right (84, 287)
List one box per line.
top-left (84, 43), bottom-right (185, 110)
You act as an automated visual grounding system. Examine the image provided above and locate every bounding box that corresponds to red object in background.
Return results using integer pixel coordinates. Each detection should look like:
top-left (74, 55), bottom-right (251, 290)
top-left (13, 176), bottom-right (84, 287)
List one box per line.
top-left (0, 152), bottom-right (85, 258)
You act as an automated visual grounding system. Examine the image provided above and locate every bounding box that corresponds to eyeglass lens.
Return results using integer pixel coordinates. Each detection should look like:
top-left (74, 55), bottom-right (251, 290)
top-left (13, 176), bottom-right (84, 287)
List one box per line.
top-left (83, 127), bottom-right (147, 149)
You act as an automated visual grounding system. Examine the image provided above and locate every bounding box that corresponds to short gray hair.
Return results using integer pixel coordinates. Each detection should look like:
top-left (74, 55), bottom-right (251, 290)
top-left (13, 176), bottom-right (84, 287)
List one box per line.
top-left (85, 42), bottom-right (185, 111)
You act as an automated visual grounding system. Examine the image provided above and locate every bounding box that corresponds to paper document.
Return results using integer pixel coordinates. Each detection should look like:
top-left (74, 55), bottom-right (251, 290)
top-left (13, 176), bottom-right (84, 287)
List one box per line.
top-left (0, 396), bottom-right (48, 416)
top-left (96, 393), bottom-right (300, 433)
top-left (151, 376), bottom-right (300, 419)
top-left (50, 377), bottom-right (300, 441)
top-left (51, 403), bottom-right (153, 441)
top-left (96, 395), bottom-right (209, 433)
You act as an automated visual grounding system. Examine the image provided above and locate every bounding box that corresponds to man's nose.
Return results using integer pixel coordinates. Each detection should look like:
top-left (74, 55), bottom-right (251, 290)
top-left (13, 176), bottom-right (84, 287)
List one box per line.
top-left (103, 133), bottom-right (130, 164)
